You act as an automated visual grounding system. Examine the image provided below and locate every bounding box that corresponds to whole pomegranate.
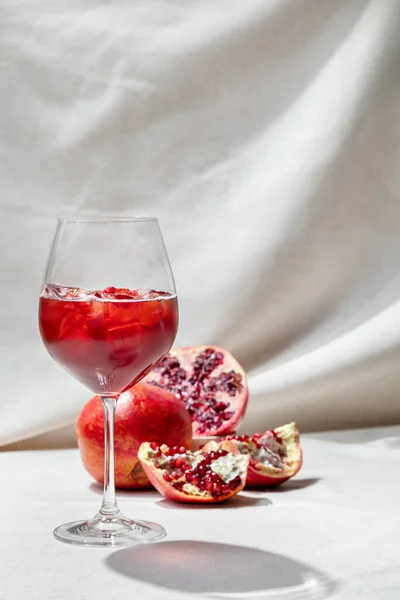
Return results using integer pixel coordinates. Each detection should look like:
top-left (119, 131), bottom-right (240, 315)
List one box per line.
top-left (76, 383), bottom-right (192, 489)
top-left (144, 345), bottom-right (248, 437)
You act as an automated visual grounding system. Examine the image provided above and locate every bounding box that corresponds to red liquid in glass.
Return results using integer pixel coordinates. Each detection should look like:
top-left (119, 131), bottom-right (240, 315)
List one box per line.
top-left (39, 285), bottom-right (178, 395)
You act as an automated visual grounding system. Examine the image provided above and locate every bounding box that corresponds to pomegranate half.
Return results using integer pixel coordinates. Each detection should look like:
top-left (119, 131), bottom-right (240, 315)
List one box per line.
top-left (138, 440), bottom-right (249, 503)
top-left (144, 345), bottom-right (248, 437)
top-left (221, 422), bottom-right (302, 487)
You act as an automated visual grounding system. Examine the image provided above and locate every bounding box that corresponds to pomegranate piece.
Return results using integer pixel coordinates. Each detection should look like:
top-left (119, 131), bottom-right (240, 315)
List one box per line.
top-left (138, 440), bottom-right (249, 503)
top-left (144, 345), bottom-right (248, 437)
top-left (221, 422), bottom-right (302, 488)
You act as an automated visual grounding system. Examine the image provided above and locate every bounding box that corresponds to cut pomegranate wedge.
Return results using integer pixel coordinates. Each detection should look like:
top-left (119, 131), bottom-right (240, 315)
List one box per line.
top-left (221, 422), bottom-right (302, 488)
top-left (144, 345), bottom-right (248, 437)
top-left (138, 441), bottom-right (249, 503)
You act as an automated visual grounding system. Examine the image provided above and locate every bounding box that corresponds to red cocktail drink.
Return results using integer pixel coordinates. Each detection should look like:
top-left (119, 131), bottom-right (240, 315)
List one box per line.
top-left (39, 285), bottom-right (178, 395)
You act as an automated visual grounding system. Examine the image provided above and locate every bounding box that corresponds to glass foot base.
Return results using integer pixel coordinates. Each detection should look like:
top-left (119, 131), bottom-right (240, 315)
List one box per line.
top-left (53, 514), bottom-right (167, 547)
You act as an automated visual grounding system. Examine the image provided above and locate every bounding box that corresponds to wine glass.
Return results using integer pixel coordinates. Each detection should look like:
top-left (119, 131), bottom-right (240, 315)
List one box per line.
top-left (38, 217), bottom-right (178, 547)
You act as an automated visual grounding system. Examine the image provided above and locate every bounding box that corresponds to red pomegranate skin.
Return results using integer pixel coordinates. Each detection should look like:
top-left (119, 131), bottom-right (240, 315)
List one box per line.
top-left (245, 451), bottom-right (303, 487)
top-left (76, 383), bottom-right (192, 489)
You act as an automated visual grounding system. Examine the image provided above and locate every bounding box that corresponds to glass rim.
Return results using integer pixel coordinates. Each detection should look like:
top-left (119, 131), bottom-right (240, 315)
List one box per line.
top-left (57, 216), bottom-right (159, 224)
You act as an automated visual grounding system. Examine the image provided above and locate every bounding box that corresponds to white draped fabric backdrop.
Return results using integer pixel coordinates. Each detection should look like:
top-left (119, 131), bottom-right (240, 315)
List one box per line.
top-left (1, 0), bottom-right (399, 447)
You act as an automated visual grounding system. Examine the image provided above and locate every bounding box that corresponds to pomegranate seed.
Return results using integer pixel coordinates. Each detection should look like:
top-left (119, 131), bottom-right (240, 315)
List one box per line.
top-left (212, 482), bottom-right (222, 495)
top-left (172, 481), bottom-right (184, 491)
top-left (205, 480), bottom-right (213, 492)
top-left (149, 442), bottom-right (159, 451)
top-left (163, 472), bottom-right (172, 482)
top-left (222, 411), bottom-right (234, 421)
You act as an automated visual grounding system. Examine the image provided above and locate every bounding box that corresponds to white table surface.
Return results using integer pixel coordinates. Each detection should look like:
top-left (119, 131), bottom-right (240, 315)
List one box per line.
top-left (1, 425), bottom-right (399, 600)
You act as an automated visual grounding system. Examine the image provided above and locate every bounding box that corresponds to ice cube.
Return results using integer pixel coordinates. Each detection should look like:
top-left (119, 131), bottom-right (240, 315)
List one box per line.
top-left (44, 284), bottom-right (96, 301)
top-left (141, 289), bottom-right (170, 300)
top-left (58, 312), bottom-right (89, 340)
top-left (139, 298), bottom-right (167, 327)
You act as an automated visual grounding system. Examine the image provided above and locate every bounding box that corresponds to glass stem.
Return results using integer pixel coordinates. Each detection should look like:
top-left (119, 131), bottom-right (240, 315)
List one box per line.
top-left (99, 396), bottom-right (120, 517)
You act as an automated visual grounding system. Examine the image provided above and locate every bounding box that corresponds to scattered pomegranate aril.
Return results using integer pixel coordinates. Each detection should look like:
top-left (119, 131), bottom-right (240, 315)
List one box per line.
top-left (138, 441), bottom-right (249, 503)
top-left (144, 345), bottom-right (248, 437)
top-left (220, 422), bottom-right (302, 488)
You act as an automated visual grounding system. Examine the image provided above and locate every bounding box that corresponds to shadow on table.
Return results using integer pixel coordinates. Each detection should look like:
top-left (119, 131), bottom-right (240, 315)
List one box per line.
top-left (91, 478), bottom-right (319, 504)
top-left (157, 495), bottom-right (272, 510)
top-left (90, 482), bottom-right (272, 507)
top-left (260, 478), bottom-right (321, 493)
top-left (106, 540), bottom-right (339, 599)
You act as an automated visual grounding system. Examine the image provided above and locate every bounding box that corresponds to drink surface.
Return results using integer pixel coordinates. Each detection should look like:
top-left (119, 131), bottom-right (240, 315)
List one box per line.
top-left (39, 285), bottom-right (178, 395)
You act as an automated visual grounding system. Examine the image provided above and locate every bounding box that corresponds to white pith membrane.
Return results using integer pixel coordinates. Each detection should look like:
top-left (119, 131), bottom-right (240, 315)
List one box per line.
top-left (275, 422), bottom-right (301, 473)
top-left (228, 423), bottom-right (300, 475)
top-left (140, 443), bottom-right (249, 498)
